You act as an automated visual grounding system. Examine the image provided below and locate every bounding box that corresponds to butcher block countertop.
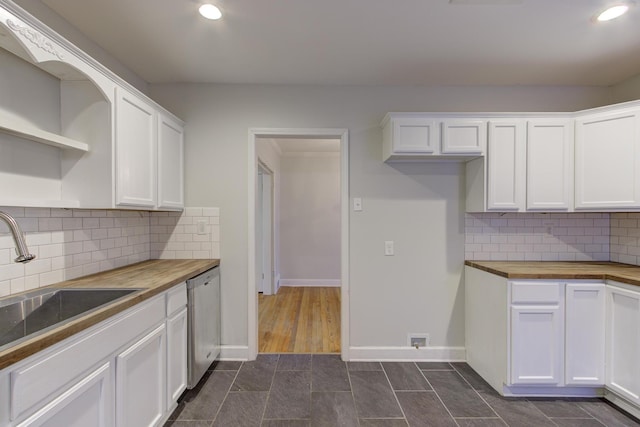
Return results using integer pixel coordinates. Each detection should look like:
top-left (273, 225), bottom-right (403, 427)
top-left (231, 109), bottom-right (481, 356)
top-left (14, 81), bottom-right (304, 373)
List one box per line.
top-left (0, 259), bottom-right (219, 370)
top-left (465, 260), bottom-right (640, 286)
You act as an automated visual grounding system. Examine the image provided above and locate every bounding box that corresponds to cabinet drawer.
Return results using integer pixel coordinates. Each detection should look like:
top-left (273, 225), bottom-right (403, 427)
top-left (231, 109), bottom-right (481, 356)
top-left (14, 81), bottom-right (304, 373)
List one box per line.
top-left (511, 282), bottom-right (562, 304)
top-left (10, 295), bottom-right (164, 421)
top-left (166, 282), bottom-right (187, 316)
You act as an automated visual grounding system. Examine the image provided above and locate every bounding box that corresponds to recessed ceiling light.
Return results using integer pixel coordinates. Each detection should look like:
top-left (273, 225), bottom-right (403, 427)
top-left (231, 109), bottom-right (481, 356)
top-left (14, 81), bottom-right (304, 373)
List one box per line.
top-left (596, 3), bottom-right (630, 21)
top-left (199, 4), bottom-right (222, 20)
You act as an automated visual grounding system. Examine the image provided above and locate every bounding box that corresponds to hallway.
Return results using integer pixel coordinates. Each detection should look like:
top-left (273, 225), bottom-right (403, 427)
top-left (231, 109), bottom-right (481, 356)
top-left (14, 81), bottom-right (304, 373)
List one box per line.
top-left (258, 287), bottom-right (340, 353)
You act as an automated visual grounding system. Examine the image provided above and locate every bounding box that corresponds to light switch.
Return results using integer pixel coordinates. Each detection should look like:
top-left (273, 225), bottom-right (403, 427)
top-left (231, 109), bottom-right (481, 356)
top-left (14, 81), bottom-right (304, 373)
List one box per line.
top-left (354, 197), bottom-right (363, 212)
top-left (384, 240), bottom-right (394, 256)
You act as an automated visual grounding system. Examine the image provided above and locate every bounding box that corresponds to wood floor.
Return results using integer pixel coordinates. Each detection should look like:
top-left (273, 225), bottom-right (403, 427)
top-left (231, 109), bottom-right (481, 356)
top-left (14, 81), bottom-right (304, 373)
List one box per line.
top-left (258, 287), bottom-right (340, 353)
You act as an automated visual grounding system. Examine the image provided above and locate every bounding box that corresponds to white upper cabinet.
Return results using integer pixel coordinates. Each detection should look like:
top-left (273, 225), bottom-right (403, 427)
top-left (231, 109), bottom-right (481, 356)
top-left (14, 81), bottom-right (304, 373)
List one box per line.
top-left (575, 108), bottom-right (640, 210)
top-left (487, 120), bottom-right (526, 211)
top-left (115, 88), bottom-right (157, 208)
top-left (382, 114), bottom-right (437, 160)
top-left (382, 114), bottom-right (485, 161)
top-left (441, 119), bottom-right (486, 155)
top-left (0, 2), bottom-right (184, 210)
top-left (158, 113), bottom-right (185, 210)
top-left (526, 119), bottom-right (574, 210)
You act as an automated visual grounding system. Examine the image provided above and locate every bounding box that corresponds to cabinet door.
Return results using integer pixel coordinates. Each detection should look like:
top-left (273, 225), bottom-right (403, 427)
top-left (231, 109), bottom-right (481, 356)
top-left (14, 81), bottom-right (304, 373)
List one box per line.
top-left (575, 109), bottom-right (640, 209)
top-left (510, 305), bottom-right (563, 385)
top-left (441, 120), bottom-right (486, 154)
top-left (116, 324), bottom-right (166, 427)
top-left (606, 284), bottom-right (640, 404)
top-left (16, 363), bottom-right (113, 427)
top-left (167, 307), bottom-right (188, 407)
top-left (392, 117), bottom-right (438, 154)
top-left (157, 113), bottom-right (184, 210)
top-left (115, 88), bottom-right (157, 208)
top-left (487, 120), bottom-right (526, 211)
top-left (527, 120), bottom-right (574, 210)
top-left (565, 283), bottom-right (605, 385)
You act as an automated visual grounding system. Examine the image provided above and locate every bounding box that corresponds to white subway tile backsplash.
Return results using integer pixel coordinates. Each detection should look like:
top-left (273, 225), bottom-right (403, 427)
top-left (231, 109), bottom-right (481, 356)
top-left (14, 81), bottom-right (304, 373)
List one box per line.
top-left (465, 213), bottom-right (610, 261)
top-left (149, 208), bottom-right (220, 261)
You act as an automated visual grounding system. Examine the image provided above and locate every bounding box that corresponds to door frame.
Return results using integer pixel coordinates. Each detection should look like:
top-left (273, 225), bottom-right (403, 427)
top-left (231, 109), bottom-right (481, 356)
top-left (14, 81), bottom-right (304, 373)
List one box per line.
top-left (257, 161), bottom-right (275, 295)
top-left (248, 128), bottom-right (349, 360)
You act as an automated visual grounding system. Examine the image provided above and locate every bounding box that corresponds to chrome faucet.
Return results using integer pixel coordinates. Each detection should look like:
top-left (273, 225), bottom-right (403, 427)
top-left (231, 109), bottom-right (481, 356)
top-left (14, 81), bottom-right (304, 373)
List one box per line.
top-left (0, 211), bottom-right (36, 263)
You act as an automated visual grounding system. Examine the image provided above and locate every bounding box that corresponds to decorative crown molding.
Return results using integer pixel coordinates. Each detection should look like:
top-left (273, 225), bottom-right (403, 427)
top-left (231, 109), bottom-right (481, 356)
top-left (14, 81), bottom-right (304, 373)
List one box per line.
top-left (6, 18), bottom-right (64, 60)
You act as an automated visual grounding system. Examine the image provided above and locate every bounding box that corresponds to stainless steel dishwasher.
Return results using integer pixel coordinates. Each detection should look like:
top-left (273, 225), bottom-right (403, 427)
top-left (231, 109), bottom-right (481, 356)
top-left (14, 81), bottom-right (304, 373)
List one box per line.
top-left (186, 266), bottom-right (220, 388)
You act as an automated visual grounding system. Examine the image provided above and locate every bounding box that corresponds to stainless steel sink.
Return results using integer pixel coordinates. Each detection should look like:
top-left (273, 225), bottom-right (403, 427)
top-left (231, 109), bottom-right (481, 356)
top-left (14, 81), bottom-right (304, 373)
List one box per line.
top-left (0, 288), bottom-right (140, 351)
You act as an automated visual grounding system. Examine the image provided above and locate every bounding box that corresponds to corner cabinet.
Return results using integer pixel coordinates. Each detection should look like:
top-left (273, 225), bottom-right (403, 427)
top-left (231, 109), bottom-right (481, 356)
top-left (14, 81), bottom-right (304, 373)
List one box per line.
top-left (575, 108), bottom-right (640, 210)
top-left (0, 1), bottom-right (184, 211)
top-left (605, 281), bottom-right (640, 408)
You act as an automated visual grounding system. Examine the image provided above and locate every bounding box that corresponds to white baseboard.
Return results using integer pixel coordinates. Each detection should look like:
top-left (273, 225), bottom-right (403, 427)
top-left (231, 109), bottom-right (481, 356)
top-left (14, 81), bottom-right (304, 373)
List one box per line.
top-left (605, 389), bottom-right (640, 420)
top-left (219, 345), bottom-right (249, 361)
top-left (279, 279), bottom-right (341, 287)
top-left (348, 346), bottom-right (466, 362)
top-left (503, 385), bottom-right (603, 398)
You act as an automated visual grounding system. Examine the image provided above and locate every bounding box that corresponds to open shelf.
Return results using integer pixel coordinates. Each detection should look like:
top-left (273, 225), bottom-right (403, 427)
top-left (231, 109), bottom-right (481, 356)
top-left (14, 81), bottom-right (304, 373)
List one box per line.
top-left (0, 117), bottom-right (89, 152)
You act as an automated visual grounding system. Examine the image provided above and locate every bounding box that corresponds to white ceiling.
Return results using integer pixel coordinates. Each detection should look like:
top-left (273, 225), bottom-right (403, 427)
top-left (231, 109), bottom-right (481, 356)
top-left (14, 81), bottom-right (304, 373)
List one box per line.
top-left (17, 0), bottom-right (640, 86)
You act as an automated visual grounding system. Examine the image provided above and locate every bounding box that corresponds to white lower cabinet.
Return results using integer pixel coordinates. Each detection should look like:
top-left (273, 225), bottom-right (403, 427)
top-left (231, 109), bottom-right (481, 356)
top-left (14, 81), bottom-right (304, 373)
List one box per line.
top-left (605, 282), bottom-right (640, 405)
top-left (0, 282), bottom-right (189, 427)
top-left (565, 283), bottom-right (605, 385)
top-left (16, 363), bottom-right (113, 427)
top-left (116, 324), bottom-right (166, 427)
top-left (510, 305), bottom-right (563, 385)
top-left (509, 281), bottom-right (564, 386)
top-left (465, 267), bottom-right (607, 396)
top-left (166, 307), bottom-right (188, 407)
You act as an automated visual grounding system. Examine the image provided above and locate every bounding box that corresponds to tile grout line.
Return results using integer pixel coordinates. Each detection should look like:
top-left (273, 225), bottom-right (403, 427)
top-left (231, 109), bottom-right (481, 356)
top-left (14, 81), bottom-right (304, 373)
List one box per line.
top-left (259, 354), bottom-right (281, 424)
top-left (344, 357), bottom-right (363, 427)
top-left (378, 362), bottom-right (410, 425)
top-left (417, 362), bottom-right (462, 427)
top-left (208, 361), bottom-right (244, 427)
top-left (448, 363), bottom-right (507, 426)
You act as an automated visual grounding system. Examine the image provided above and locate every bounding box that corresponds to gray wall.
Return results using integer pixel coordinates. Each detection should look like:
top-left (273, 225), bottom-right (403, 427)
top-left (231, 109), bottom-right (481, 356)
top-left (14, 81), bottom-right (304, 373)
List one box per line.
top-left (148, 84), bottom-right (610, 350)
top-left (279, 154), bottom-right (341, 283)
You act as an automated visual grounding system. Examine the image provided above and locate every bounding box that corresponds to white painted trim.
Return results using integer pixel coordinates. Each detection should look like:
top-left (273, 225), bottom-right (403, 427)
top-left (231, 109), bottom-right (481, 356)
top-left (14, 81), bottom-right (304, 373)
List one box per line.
top-left (280, 152), bottom-right (341, 158)
top-left (248, 128), bottom-right (350, 362)
top-left (219, 345), bottom-right (250, 361)
top-left (248, 131), bottom-right (258, 361)
top-left (279, 279), bottom-right (341, 287)
top-left (605, 389), bottom-right (640, 420)
top-left (348, 346), bottom-right (466, 362)
top-left (502, 385), bottom-right (602, 398)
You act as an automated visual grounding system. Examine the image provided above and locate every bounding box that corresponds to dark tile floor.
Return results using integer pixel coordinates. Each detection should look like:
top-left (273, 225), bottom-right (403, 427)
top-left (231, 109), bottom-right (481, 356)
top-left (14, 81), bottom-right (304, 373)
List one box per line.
top-left (164, 355), bottom-right (640, 427)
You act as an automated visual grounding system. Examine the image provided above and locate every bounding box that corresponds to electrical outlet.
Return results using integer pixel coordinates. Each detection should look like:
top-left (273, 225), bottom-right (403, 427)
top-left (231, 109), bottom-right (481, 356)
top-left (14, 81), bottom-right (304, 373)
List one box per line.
top-left (384, 240), bottom-right (394, 256)
top-left (408, 333), bottom-right (430, 349)
top-left (196, 220), bottom-right (207, 235)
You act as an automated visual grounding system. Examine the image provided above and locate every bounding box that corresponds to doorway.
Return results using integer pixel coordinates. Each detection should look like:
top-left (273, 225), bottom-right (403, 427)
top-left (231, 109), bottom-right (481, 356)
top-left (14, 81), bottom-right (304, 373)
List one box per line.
top-left (248, 128), bottom-right (349, 360)
top-left (256, 163), bottom-right (274, 295)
